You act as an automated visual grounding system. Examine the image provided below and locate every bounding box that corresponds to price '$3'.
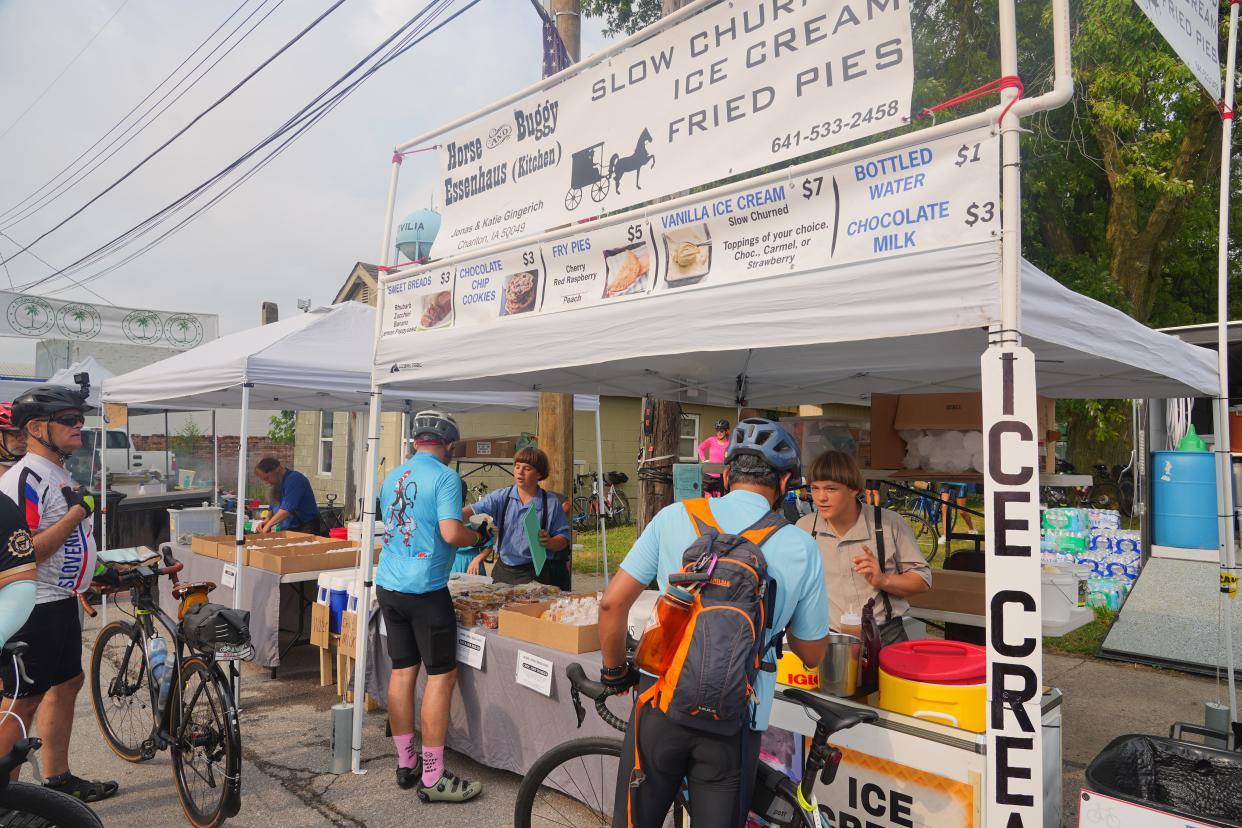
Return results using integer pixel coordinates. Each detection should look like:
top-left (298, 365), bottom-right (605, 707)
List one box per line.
top-left (964, 201), bottom-right (995, 227)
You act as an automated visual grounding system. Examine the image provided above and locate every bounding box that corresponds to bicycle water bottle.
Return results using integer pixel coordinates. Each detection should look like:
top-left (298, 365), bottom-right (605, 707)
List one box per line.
top-left (148, 637), bottom-right (172, 712)
top-left (634, 586), bottom-right (694, 676)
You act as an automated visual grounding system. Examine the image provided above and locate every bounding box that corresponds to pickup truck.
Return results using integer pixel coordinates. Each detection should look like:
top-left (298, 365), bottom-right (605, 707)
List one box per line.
top-left (69, 430), bottom-right (177, 483)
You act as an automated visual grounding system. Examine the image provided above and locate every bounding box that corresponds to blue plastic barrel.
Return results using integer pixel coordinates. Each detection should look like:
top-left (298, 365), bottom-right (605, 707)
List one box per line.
top-left (1151, 451), bottom-right (1218, 549)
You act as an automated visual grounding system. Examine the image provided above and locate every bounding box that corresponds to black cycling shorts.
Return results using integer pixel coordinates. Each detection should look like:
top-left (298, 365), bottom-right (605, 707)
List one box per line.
top-left (1, 596), bottom-right (82, 698)
top-left (376, 586), bottom-right (457, 675)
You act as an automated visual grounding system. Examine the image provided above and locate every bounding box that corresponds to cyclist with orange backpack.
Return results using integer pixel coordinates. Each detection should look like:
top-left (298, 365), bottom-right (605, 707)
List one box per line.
top-left (597, 418), bottom-right (830, 828)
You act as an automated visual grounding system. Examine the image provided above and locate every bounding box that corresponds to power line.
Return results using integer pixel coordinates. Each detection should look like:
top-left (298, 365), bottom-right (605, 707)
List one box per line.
top-left (0, 231), bottom-right (112, 304)
top-left (44, 0), bottom-right (475, 295)
top-left (0, 0), bottom-right (134, 143)
top-left (0, 0), bottom-right (261, 226)
top-left (0, 0), bottom-right (350, 270)
top-left (26, 0), bottom-right (477, 295)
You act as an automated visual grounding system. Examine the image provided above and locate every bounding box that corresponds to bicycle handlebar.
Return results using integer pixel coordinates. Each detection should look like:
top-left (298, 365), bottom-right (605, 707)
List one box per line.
top-left (566, 663), bottom-right (628, 732)
top-left (0, 738), bottom-right (40, 787)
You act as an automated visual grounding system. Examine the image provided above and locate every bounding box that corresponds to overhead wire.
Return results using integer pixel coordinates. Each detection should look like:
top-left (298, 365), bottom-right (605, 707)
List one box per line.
top-left (0, 0), bottom-right (280, 229)
top-left (0, 0), bottom-right (134, 143)
top-left (0, 231), bottom-right (112, 304)
top-left (0, 0), bottom-right (351, 270)
top-left (30, 0), bottom-right (482, 296)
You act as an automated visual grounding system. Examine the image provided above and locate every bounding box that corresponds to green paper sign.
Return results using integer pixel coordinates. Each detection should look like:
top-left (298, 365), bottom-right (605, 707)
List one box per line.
top-left (524, 504), bottom-right (546, 575)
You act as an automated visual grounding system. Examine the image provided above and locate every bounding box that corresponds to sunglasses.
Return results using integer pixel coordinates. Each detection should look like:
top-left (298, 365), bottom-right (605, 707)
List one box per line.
top-left (45, 413), bottom-right (86, 427)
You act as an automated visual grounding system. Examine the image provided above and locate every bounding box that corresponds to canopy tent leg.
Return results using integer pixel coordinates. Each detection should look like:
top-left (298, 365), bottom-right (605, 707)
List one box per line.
top-left (593, 407), bottom-right (608, 586)
top-left (213, 410), bottom-right (219, 507)
top-left (100, 412), bottom-right (108, 624)
top-left (234, 384), bottom-right (252, 612)
top-left (164, 410), bottom-right (170, 483)
top-left (351, 150), bottom-right (403, 775)
top-left (1213, 0), bottom-right (1240, 728)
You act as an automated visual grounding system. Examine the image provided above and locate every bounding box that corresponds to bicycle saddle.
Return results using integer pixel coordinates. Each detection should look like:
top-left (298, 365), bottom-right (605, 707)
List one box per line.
top-left (172, 581), bottom-right (216, 600)
top-left (781, 688), bottom-right (878, 732)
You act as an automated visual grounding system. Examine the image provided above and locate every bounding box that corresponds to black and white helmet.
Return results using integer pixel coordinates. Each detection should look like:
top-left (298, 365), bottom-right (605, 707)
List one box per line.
top-left (12, 384), bottom-right (92, 431)
top-left (411, 409), bottom-right (459, 444)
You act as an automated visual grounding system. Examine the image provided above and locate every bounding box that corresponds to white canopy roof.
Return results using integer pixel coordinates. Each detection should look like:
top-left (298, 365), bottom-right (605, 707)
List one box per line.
top-left (49, 356), bottom-right (113, 408)
top-left (103, 302), bottom-right (598, 412)
top-left (373, 243), bottom-right (1217, 403)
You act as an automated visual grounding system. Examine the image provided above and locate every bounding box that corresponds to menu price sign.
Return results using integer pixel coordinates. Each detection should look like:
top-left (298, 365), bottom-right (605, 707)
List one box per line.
top-left (456, 628), bottom-right (486, 670)
top-left (515, 650), bottom-right (554, 696)
top-left (454, 246), bottom-right (543, 326)
top-left (381, 266), bottom-right (455, 337)
top-left (542, 221), bottom-right (657, 311)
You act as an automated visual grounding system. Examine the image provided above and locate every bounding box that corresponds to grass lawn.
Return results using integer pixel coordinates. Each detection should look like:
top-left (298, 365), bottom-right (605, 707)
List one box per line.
top-left (1044, 607), bottom-right (1118, 656)
top-left (573, 523), bottom-right (638, 576)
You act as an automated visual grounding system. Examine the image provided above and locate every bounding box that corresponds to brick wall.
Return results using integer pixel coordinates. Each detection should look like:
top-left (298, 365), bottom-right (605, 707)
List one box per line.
top-left (131, 434), bottom-right (294, 495)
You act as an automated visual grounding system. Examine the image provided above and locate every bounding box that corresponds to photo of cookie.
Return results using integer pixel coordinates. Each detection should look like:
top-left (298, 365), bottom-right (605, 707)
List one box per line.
top-left (601, 243), bottom-right (651, 299)
top-left (662, 224), bottom-right (712, 286)
top-left (502, 270), bottom-right (538, 316)
top-left (419, 290), bottom-right (453, 329)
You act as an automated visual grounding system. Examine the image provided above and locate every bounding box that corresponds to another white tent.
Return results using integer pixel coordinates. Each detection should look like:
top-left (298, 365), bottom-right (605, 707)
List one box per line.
top-left (48, 356), bottom-right (113, 408)
top-left (374, 246), bottom-right (1217, 402)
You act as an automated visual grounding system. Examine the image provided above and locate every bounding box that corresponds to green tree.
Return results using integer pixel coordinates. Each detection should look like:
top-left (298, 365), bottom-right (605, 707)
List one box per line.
top-left (170, 419), bottom-right (204, 457)
top-left (267, 410), bottom-right (296, 445)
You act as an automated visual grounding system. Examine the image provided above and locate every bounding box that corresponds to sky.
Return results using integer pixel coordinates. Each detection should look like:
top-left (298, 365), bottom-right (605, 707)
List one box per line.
top-left (0, 0), bottom-right (616, 366)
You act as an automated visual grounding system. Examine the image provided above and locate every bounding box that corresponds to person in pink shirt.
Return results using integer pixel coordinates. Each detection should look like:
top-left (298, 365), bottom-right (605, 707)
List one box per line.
top-left (697, 419), bottom-right (731, 463)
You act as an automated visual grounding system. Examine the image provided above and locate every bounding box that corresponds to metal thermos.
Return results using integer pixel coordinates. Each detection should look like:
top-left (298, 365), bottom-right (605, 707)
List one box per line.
top-left (818, 633), bottom-right (863, 698)
top-left (331, 702), bottom-right (352, 773)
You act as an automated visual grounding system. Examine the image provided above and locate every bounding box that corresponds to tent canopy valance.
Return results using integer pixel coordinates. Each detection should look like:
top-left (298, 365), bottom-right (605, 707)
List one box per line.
top-left (373, 244), bottom-right (1217, 404)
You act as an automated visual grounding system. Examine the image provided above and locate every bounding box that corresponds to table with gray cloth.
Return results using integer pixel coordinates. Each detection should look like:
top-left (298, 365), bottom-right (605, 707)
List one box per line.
top-left (158, 544), bottom-right (313, 671)
top-left (365, 619), bottom-right (622, 780)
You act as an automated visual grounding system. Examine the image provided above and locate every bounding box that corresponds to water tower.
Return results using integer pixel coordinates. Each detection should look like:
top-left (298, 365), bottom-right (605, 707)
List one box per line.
top-left (395, 208), bottom-right (441, 263)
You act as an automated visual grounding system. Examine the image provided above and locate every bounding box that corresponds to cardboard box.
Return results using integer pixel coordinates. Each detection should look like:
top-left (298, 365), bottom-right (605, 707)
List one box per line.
top-left (869, 393), bottom-right (1057, 472)
top-left (191, 531), bottom-right (317, 561)
top-left (907, 570), bottom-right (986, 616)
top-left (311, 602), bottom-right (331, 649)
top-left (499, 601), bottom-right (600, 654)
top-left (457, 436), bottom-right (519, 460)
top-left (247, 542), bottom-right (378, 575)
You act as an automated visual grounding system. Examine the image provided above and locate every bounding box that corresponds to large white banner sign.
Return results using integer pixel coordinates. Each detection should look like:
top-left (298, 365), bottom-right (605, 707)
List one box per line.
top-left (381, 125), bottom-right (997, 342)
top-left (1133, 0), bottom-right (1220, 98)
top-left (431, 0), bottom-right (914, 257)
top-left (0, 292), bottom-right (217, 349)
top-left (982, 345), bottom-right (1044, 828)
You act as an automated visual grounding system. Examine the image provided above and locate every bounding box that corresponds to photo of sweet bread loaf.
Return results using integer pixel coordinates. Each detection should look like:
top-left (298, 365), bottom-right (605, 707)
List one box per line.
top-left (419, 290), bottom-right (453, 329)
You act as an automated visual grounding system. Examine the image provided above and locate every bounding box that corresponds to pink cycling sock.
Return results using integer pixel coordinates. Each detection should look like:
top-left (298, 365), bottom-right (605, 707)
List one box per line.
top-left (393, 733), bottom-right (418, 770)
top-left (422, 745), bottom-right (444, 787)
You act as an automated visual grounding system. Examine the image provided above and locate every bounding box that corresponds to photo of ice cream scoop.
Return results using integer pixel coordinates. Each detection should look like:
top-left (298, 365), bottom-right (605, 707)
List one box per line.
top-left (502, 270), bottom-right (538, 315)
top-left (419, 290), bottom-right (453, 328)
top-left (602, 244), bottom-right (651, 299)
top-left (662, 224), bottom-right (712, 285)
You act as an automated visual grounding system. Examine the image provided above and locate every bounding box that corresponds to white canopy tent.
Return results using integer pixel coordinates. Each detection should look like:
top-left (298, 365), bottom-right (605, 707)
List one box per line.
top-left (102, 302), bottom-right (605, 612)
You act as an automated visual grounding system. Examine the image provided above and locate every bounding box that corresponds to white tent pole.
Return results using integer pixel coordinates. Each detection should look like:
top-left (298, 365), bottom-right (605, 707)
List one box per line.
top-left (351, 153), bottom-right (402, 774)
top-left (234, 384), bottom-right (252, 611)
top-left (593, 406), bottom-right (608, 586)
top-left (164, 410), bottom-right (170, 483)
top-left (213, 410), bottom-right (219, 507)
top-left (1214, 0), bottom-right (1239, 726)
top-left (100, 412), bottom-right (108, 624)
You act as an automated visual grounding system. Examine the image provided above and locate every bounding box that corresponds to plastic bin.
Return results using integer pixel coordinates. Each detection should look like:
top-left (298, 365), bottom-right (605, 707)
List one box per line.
top-left (1041, 568), bottom-right (1078, 623)
top-left (1085, 734), bottom-right (1242, 826)
top-left (316, 573), bottom-right (333, 606)
top-left (168, 506), bottom-right (223, 544)
top-left (1152, 450), bottom-right (1218, 549)
top-left (327, 574), bottom-right (349, 634)
top-left (877, 640), bottom-right (986, 732)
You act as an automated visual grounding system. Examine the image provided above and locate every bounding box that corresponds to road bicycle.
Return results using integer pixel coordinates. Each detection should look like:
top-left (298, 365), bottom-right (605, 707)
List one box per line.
top-left (0, 641), bottom-right (104, 827)
top-left (572, 471), bottom-right (632, 529)
top-left (467, 480), bottom-right (490, 502)
top-left (87, 546), bottom-right (249, 828)
top-left (513, 663), bottom-right (876, 827)
top-left (878, 483), bottom-right (952, 564)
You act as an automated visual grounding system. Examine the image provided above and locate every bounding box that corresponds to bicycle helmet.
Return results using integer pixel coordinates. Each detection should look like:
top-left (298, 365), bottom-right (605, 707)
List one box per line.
top-left (714, 419), bottom-right (730, 432)
top-left (410, 409), bottom-right (460, 444)
top-left (726, 418), bottom-right (801, 477)
top-left (0, 404), bottom-right (16, 434)
top-left (11, 384), bottom-right (92, 430)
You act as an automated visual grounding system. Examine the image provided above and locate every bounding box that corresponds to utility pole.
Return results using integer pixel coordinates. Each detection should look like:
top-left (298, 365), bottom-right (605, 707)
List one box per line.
top-left (538, 0), bottom-right (580, 505)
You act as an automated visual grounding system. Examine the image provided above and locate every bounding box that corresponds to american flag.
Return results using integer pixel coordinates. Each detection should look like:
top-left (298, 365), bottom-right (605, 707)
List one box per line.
top-left (533, 1), bottom-right (573, 77)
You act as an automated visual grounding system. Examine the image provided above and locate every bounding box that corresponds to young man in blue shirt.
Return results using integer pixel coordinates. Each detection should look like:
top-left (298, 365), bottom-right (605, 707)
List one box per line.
top-left (598, 418), bottom-right (830, 828)
top-left (254, 457), bottom-right (320, 534)
top-left (375, 411), bottom-right (486, 802)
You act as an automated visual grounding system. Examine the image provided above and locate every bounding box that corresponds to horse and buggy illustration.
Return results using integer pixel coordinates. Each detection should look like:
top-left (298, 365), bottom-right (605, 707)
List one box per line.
top-left (563, 127), bottom-right (655, 211)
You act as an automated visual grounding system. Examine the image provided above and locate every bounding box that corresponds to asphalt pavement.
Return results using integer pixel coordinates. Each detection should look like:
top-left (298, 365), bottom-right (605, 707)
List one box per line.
top-left (10, 613), bottom-right (1233, 827)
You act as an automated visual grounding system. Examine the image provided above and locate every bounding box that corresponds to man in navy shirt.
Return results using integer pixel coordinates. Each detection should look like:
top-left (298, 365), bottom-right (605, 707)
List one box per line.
top-left (254, 457), bottom-right (320, 534)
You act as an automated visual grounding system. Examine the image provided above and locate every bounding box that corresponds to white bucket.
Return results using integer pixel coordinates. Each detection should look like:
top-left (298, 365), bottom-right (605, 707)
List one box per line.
top-left (1041, 569), bottom-right (1077, 623)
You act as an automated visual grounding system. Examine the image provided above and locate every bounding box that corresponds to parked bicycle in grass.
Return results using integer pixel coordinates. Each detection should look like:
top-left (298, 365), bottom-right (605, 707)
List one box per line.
top-left (88, 546), bottom-right (250, 828)
top-left (571, 471), bottom-right (632, 529)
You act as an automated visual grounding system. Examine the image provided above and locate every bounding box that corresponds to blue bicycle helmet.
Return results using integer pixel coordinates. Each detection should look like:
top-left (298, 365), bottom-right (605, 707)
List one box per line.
top-left (726, 418), bottom-right (801, 478)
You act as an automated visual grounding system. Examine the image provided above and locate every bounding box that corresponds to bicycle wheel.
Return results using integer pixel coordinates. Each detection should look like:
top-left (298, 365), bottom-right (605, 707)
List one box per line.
top-left (514, 737), bottom-right (622, 828)
top-left (1088, 482), bottom-right (1122, 512)
top-left (171, 657), bottom-right (241, 828)
top-left (609, 490), bottom-right (631, 525)
top-left (0, 780), bottom-right (104, 826)
top-left (89, 620), bottom-right (152, 762)
top-left (898, 511), bottom-right (939, 565)
top-left (572, 497), bottom-right (593, 530)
